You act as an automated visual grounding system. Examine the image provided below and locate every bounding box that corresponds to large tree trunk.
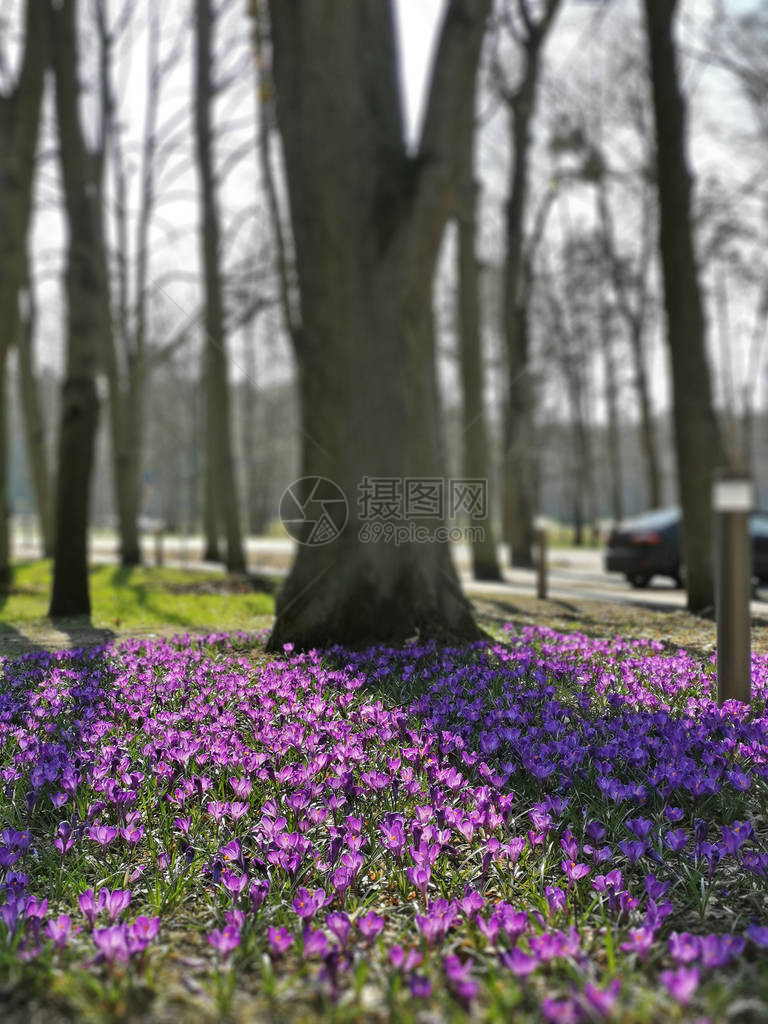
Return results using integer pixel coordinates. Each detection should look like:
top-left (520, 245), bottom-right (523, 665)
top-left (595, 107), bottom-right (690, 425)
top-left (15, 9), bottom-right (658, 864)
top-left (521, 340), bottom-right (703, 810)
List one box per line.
top-left (0, 0), bottom-right (47, 584)
top-left (457, 176), bottom-right (502, 581)
top-left (0, 348), bottom-right (9, 586)
top-left (501, 0), bottom-right (561, 569)
top-left (264, 0), bottom-right (488, 650)
top-left (644, 0), bottom-right (723, 611)
top-left (17, 263), bottom-right (54, 556)
top-left (195, 0), bottom-right (246, 574)
top-left (48, 0), bottom-right (103, 619)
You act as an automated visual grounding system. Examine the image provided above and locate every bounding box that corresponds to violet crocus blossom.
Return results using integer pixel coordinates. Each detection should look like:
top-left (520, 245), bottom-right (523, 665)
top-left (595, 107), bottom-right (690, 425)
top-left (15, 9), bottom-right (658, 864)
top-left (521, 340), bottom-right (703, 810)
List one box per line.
top-left (660, 966), bottom-right (699, 1005)
top-left (357, 910), bottom-right (384, 942)
top-left (207, 924), bottom-right (241, 960)
top-left (267, 926), bottom-right (294, 957)
top-left (93, 925), bottom-right (131, 964)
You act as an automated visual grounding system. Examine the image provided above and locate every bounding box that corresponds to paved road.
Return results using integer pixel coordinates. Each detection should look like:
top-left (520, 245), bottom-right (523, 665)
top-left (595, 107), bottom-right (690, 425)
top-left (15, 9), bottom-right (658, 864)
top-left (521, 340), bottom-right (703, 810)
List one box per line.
top-left (13, 534), bottom-right (768, 616)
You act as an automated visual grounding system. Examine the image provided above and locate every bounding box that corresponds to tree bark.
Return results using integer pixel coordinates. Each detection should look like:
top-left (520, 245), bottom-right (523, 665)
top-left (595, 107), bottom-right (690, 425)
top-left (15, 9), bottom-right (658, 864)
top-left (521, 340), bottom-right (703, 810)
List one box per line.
top-left (48, 0), bottom-right (103, 618)
top-left (501, 0), bottom-right (562, 569)
top-left (597, 178), bottom-right (661, 509)
top-left (0, 0), bottom-right (47, 584)
top-left (264, 0), bottom-right (489, 649)
top-left (196, 0), bottom-right (246, 573)
top-left (600, 299), bottom-right (623, 524)
top-left (644, 0), bottom-right (723, 611)
top-left (0, 348), bottom-right (9, 586)
top-left (17, 261), bottom-right (54, 556)
top-left (456, 176), bottom-right (502, 580)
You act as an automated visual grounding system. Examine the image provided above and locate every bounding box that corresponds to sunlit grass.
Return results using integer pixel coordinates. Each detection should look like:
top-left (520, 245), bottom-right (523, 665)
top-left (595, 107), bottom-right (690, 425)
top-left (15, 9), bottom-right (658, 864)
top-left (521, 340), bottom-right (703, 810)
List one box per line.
top-left (0, 560), bottom-right (275, 641)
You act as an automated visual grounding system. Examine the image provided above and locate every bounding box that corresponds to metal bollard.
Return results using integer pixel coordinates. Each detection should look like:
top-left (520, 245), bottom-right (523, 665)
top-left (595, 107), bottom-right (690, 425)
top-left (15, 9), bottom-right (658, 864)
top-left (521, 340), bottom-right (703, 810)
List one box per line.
top-left (534, 516), bottom-right (549, 601)
top-left (713, 475), bottom-right (753, 704)
top-left (154, 529), bottom-right (164, 568)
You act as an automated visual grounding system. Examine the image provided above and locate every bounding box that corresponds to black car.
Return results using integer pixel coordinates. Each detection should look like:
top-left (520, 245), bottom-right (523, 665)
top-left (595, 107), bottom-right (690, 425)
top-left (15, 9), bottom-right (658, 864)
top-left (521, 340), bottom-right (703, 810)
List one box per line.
top-left (605, 507), bottom-right (768, 589)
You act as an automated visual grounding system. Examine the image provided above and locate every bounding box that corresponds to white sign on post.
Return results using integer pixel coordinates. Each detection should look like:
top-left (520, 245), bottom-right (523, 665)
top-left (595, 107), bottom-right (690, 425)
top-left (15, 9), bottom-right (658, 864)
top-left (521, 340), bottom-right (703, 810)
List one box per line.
top-left (712, 480), bottom-right (754, 513)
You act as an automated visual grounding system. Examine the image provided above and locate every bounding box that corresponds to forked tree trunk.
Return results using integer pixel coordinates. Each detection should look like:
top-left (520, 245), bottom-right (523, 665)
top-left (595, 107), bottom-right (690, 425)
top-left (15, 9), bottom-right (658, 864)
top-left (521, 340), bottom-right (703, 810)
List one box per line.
top-left (264, 0), bottom-right (489, 649)
top-left (457, 176), bottom-right (502, 581)
top-left (196, 0), bottom-right (245, 573)
top-left (48, 0), bottom-right (103, 618)
top-left (644, 0), bottom-right (722, 612)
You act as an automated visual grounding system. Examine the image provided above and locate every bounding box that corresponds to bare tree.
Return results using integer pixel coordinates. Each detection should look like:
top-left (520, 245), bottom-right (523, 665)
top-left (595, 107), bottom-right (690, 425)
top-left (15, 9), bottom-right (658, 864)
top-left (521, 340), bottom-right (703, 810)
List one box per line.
top-left (262, 0), bottom-right (489, 649)
top-left (644, 0), bottom-right (723, 612)
top-left (0, 0), bottom-right (47, 585)
top-left (196, 0), bottom-right (246, 573)
top-left (48, 0), bottom-right (106, 617)
top-left (16, 253), bottom-right (53, 555)
top-left (456, 155), bottom-right (502, 581)
top-left (494, 0), bottom-right (562, 568)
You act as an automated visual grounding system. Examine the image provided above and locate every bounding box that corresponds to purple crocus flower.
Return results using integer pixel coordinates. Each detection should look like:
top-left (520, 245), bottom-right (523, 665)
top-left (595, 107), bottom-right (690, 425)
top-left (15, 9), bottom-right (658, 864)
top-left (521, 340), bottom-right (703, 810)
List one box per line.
top-left (88, 825), bottom-right (117, 848)
top-left (293, 887), bottom-right (326, 920)
top-left (546, 886), bottom-right (567, 914)
top-left (583, 979), bottom-right (621, 1016)
top-left (562, 860), bottom-right (590, 883)
top-left (721, 821), bottom-right (752, 855)
top-left (54, 822), bottom-right (74, 856)
top-left (105, 889), bottom-right (131, 922)
top-left (357, 910), bottom-right (384, 942)
top-left (669, 932), bottom-right (700, 964)
top-left (119, 824), bottom-right (144, 846)
top-left (78, 888), bottom-right (103, 926)
top-left (409, 974), bottom-right (432, 998)
top-left (267, 926), bottom-right (294, 957)
top-left (664, 829), bottom-right (688, 852)
top-left (303, 927), bottom-right (328, 958)
top-left (45, 914), bottom-right (75, 949)
top-left (207, 924), bottom-right (241, 961)
top-left (660, 966), bottom-right (699, 1005)
top-left (500, 947), bottom-right (539, 977)
top-left (93, 925), bottom-right (130, 964)
top-left (221, 869), bottom-right (248, 897)
top-left (443, 954), bottom-right (478, 1005)
top-left (620, 926), bottom-right (654, 961)
top-left (747, 924), bottom-right (768, 948)
top-left (325, 911), bottom-right (351, 948)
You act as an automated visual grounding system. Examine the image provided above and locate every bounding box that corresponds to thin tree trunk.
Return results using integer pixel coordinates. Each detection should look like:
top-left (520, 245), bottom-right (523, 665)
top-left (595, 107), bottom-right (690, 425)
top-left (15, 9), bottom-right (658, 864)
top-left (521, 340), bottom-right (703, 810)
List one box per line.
top-left (0, 0), bottom-right (47, 585)
top-left (644, 0), bottom-right (723, 612)
top-left (601, 300), bottom-right (623, 523)
top-left (264, 0), bottom-right (488, 649)
top-left (629, 320), bottom-right (662, 508)
top-left (17, 262), bottom-right (53, 556)
top-left (457, 176), bottom-right (502, 580)
top-left (48, 0), bottom-right (103, 619)
top-left (501, 0), bottom-right (562, 569)
top-left (0, 347), bottom-right (9, 585)
top-left (196, 0), bottom-right (245, 573)
top-left (597, 179), bottom-right (661, 509)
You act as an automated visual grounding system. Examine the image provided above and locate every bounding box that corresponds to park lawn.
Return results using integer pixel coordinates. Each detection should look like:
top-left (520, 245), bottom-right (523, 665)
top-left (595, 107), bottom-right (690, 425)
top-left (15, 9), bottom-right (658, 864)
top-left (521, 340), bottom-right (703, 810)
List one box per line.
top-left (0, 561), bottom-right (275, 651)
top-left (0, 627), bottom-right (767, 1023)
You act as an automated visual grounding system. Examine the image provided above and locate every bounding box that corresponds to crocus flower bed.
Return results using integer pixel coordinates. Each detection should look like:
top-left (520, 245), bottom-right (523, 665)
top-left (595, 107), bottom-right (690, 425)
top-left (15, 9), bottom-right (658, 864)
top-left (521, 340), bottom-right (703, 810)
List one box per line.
top-left (0, 626), bottom-right (767, 1022)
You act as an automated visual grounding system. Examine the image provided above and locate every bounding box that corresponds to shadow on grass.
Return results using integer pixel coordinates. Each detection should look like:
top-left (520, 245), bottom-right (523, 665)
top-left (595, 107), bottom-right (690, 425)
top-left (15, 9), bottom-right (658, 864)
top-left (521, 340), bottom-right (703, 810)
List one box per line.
top-left (0, 572), bottom-right (47, 657)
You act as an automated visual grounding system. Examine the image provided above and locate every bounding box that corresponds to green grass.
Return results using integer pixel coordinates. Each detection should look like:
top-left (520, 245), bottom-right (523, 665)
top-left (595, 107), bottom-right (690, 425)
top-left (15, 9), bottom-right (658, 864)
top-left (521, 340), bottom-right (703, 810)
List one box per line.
top-left (0, 561), bottom-right (275, 648)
